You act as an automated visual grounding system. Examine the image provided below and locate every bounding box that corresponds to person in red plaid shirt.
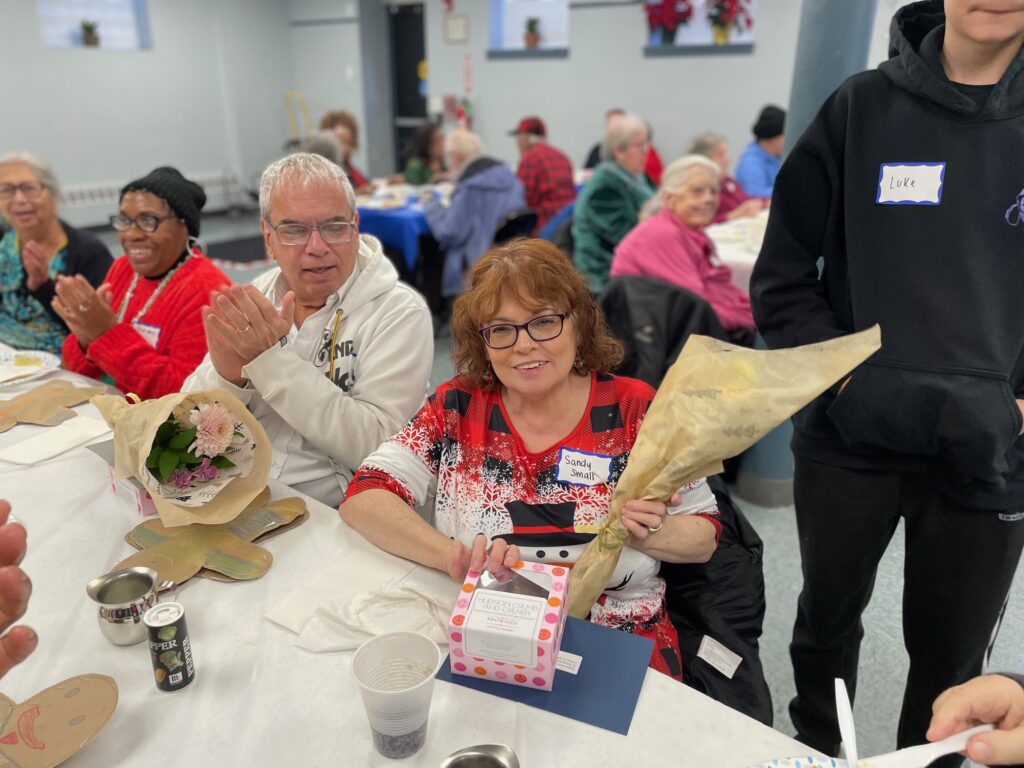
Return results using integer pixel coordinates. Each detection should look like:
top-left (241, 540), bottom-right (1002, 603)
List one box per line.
top-left (509, 117), bottom-right (576, 236)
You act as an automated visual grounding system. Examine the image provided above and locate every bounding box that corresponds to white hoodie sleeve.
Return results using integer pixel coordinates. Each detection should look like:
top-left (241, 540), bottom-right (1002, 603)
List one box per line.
top-left (239, 296), bottom-right (434, 475)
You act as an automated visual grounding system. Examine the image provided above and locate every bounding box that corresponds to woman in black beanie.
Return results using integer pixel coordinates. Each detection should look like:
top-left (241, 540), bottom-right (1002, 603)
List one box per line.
top-left (53, 166), bottom-right (231, 399)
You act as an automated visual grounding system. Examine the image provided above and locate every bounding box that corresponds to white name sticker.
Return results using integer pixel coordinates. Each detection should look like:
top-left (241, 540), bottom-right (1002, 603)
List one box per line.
top-left (132, 321), bottom-right (161, 348)
top-left (555, 448), bottom-right (612, 487)
top-left (555, 650), bottom-right (583, 675)
top-left (876, 162), bottom-right (945, 205)
top-left (697, 635), bottom-right (743, 680)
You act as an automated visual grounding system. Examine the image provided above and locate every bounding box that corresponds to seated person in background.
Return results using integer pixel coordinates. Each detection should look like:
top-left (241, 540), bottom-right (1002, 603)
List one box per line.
top-left (423, 129), bottom-right (524, 300)
top-left (689, 132), bottom-right (766, 223)
top-left (0, 500), bottom-right (36, 680)
top-left (319, 110), bottom-right (374, 194)
top-left (929, 674), bottom-right (1024, 767)
top-left (509, 116), bottom-right (575, 236)
top-left (734, 105), bottom-right (786, 198)
top-left (340, 240), bottom-right (721, 681)
top-left (584, 107), bottom-right (625, 169)
top-left (573, 113), bottom-right (655, 294)
top-left (57, 167), bottom-right (230, 399)
top-left (185, 153), bottom-right (433, 507)
top-left (0, 153), bottom-right (112, 354)
top-left (612, 155), bottom-right (755, 341)
top-left (644, 123), bottom-right (665, 187)
top-left (403, 124), bottom-right (448, 185)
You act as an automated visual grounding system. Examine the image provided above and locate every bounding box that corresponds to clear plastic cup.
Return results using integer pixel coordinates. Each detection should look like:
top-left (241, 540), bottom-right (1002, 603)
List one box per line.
top-left (352, 631), bottom-right (444, 760)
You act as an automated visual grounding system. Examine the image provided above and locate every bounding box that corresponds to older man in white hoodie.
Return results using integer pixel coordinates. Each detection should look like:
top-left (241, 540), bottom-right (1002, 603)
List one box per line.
top-left (185, 153), bottom-right (433, 507)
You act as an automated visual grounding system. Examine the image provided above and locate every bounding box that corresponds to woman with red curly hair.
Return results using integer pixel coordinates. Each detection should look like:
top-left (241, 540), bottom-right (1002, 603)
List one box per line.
top-left (340, 239), bottom-right (720, 680)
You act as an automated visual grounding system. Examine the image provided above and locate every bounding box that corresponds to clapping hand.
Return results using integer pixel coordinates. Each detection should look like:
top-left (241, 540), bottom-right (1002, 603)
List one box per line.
top-left (0, 501), bottom-right (36, 680)
top-left (20, 241), bottom-right (52, 292)
top-left (202, 285), bottom-right (295, 386)
top-left (51, 275), bottom-right (116, 346)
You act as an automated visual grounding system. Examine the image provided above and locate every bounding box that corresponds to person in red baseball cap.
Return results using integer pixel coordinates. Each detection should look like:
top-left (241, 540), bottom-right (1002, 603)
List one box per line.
top-left (509, 116), bottom-right (576, 236)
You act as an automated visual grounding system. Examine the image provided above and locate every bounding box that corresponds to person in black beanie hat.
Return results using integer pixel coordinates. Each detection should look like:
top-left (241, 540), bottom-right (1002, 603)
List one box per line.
top-left (735, 104), bottom-right (786, 198)
top-left (51, 166), bottom-right (230, 399)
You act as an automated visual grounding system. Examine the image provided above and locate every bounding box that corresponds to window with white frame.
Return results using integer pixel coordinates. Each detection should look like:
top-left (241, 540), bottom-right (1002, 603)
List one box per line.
top-left (489, 0), bottom-right (569, 52)
top-left (36, 0), bottom-right (152, 50)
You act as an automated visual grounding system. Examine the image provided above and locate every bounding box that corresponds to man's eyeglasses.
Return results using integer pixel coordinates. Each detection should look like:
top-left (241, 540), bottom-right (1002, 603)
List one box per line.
top-left (478, 313), bottom-right (567, 350)
top-left (110, 213), bottom-right (180, 234)
top-left (264, 218), bottom-right (356, 246)
top-left (0, 182), bottom-right (47, 201)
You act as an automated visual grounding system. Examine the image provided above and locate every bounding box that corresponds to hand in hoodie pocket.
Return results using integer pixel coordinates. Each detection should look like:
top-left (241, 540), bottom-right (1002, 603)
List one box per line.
top-left (826, 362), bottom-right (1023, 482)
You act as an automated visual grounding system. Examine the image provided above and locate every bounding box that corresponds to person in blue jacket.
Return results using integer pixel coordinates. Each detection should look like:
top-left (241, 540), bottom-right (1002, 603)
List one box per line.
top-left (734, 105), bottom-right (785, 198)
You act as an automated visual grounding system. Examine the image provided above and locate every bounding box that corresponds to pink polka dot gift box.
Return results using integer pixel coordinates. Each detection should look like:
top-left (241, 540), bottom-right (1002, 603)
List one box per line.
top-left (448, 560), bottom-right (569, 692)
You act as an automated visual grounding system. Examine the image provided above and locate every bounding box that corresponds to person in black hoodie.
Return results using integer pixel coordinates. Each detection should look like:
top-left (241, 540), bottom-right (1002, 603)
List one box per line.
top-left (928, 674), bottom-right (1024, 768)
top-left (750, 0), bottom-right (1024, 763)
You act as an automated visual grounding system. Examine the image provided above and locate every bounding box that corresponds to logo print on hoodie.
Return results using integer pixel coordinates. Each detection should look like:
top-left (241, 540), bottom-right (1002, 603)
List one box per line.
top-left (1006, 188), bottom-right (1024, 226)
top-left (315, 329), bottom-right (355, 392)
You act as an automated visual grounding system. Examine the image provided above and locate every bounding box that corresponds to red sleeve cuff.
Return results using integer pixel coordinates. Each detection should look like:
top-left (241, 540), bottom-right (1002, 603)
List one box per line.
top-left (345, 468), bottom-right (416, 508)
top-left (696, 511), bottom-right (723, 543)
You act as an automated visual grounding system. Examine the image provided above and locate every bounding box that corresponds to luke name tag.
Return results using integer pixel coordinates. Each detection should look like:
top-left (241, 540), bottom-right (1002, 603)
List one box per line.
top-left (132, 321), bottom-right (161, 348)
top-left (876, 162), bottom-right (945, 205)
top-left (555, 448), bottom-right (612, 487)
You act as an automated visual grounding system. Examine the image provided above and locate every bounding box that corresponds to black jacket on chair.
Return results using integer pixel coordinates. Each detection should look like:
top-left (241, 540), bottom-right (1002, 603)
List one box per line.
top-left (660, 476), bottom-right (773, 725)
top-left (599, 276), bottom-right (729, 389)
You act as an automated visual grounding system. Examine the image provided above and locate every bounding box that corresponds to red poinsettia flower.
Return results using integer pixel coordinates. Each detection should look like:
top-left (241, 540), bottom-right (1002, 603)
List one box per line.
top-left (707, 0), bottom-right (753, 31)
top-left (645, 0), bottom-right (694, 34)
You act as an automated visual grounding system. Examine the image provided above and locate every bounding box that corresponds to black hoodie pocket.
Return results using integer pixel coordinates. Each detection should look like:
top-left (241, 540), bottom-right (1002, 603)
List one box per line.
top-left (826, 362), bottom-right (1023, 481)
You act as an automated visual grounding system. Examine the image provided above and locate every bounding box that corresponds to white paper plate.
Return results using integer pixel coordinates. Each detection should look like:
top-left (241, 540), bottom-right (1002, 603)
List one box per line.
top-left (746, 758), bottom-right (845, 768)
top-left (0, 350), bottom-right (61, 388)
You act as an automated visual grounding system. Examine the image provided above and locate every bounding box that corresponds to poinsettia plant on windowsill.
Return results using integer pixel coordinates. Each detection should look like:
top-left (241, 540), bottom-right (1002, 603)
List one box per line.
top-left (707, 0), bottom-right (753, 32)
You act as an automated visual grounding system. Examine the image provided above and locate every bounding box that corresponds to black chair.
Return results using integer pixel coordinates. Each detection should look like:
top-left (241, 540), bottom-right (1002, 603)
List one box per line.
top-left (493, 209), bottom-right (537, 244)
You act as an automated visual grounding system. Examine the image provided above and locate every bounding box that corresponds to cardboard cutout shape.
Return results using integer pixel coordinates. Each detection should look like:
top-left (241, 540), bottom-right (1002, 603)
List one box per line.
top-left (0, 381), bottom-right (105, 433)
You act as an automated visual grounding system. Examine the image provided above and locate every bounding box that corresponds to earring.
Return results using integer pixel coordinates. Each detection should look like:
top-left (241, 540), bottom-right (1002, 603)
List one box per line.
top-left (573, 356), bottom-right (586, 373)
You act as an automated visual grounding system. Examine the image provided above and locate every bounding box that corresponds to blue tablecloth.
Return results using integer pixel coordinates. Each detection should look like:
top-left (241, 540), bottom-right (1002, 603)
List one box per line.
top-left (357, 202), bottom-right (429, 273)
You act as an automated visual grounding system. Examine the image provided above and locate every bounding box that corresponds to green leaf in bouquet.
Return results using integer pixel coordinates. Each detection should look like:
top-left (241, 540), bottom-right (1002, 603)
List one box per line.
top-left (145, 447), bottom-right (162, 470)
top-left (158, 450), bottom-right (180, 483)
top-left (178, 451), bottom-right (203, 466)
top-left (211, 455), bottom-right (235, 470)
top-left (155, 418), bottom-right (177, 446)
top-left (169, 426), bottom-right (198, 451)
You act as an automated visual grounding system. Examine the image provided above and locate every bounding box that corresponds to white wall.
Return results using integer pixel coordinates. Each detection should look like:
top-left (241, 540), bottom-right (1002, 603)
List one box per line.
top-left (287, 0), bottom-right (368, 174)
top-left (869, 0), bottom-right (914, 67)
top-left (0, 0), bottom-right (292, 224)
top-left (424, 0), bottom-right (803, 171)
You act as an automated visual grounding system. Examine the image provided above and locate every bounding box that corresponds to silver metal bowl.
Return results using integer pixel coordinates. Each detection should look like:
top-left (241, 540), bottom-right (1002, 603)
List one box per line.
top-left (85, 566), bottom-right (159, 646)
top-left (439, 744), bottom-right (520, 768)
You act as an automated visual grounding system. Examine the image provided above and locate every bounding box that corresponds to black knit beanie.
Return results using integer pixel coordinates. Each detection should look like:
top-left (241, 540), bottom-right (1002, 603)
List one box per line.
top-left (120, 167), bottom-right (206, 237)
top-left (752, 105), bottom-right (786, 140)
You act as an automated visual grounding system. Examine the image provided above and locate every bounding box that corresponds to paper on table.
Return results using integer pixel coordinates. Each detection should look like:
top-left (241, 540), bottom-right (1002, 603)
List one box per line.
top-left (0, 417), bottom-right (111, 465)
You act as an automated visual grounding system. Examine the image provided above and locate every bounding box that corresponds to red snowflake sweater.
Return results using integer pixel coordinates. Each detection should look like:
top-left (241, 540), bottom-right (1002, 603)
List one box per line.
top-left (62, 250), bottom-right (231, 400)
top-left (347, 372), bottom-right (721, 633)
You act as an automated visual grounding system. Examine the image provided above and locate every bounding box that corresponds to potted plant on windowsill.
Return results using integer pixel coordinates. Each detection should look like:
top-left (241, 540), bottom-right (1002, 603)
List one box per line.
top-left (706, 0), bottom-right (752, 45)
top-left (524, 17), bottom-right (540, 50)
top-left (81, 19), bottom-right (100, 48)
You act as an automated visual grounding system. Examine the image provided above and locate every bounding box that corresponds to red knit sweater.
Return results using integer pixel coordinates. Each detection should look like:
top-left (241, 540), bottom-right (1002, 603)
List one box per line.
top-left (62, 250), bottom-right (231, 400)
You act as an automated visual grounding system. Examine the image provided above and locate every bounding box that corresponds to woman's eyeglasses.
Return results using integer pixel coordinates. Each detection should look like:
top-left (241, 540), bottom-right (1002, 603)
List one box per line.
top-left (0, 182), bottom-right (47, 200)
top-left (478, 313), bottom-right (567, 349)
top-left (110, 213), bottom-right (180, 233)
top-left (264, 219), bottom-right (356, 246)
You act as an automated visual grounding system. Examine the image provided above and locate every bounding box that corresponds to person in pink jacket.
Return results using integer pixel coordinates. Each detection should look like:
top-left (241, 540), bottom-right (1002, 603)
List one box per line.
top-left (610, 155), bottom-right (754, 335)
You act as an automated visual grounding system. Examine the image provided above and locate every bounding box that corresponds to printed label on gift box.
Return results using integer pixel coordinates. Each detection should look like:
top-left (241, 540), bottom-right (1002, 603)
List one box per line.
top-left (555, 448), bottom-right (612, 487)
top-left (464, 591), bottom-right (545, 666)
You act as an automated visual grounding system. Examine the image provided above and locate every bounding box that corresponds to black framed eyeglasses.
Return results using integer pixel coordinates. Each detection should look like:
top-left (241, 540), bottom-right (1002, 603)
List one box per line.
top-left (110, 213), bottom-right (180, 233)
top-left (0, 182), bottom-right (47, 200)
top-left (264, 218), bottom-right (356, 246)
top-left (479, 313), bottom-right (567, 349)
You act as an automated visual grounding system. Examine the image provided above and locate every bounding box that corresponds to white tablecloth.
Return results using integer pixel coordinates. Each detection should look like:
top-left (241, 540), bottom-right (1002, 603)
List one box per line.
top-left (706, 211), bottom-right (768, 293)
top-left (0, 375), bottom-right (812, 767)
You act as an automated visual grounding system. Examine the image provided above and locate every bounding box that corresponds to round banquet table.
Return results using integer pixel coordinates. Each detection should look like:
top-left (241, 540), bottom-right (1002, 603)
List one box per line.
top-left (0, 375), bottom-right (815, 767)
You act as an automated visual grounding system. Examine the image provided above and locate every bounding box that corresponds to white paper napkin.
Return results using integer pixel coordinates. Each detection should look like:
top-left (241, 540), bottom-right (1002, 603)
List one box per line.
top-left (0, 417), bottom-right (111, 465)
top-left (265, 542), bottom-right (459, 652)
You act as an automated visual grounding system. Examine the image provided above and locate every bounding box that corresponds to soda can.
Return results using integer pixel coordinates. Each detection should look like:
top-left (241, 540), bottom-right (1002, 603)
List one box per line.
top-left (143, 602), bottom-right (195, 692)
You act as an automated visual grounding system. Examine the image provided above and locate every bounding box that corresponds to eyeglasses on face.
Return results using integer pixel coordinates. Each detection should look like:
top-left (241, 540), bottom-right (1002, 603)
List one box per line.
top-left (110, 213), bottom-right (180, 234)
top-left (478, 313), bottom-right (567, 349)
top-left (0, 182), bottom-right (47, 201)
top-left (264, 218), bottom-right (356, 246)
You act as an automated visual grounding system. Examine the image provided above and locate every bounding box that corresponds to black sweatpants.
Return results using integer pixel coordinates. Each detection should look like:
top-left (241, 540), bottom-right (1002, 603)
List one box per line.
top-left (790, 457), bottom-right (1024, 767)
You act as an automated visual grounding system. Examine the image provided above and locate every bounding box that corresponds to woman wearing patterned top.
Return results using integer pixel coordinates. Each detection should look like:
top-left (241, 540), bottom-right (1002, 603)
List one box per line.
top-left (341, 239), bottom-right (720, 681)
top-left (55, 167), bottom-right (230, 399)
top-left (0, 153), bottom-right (112, 354)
